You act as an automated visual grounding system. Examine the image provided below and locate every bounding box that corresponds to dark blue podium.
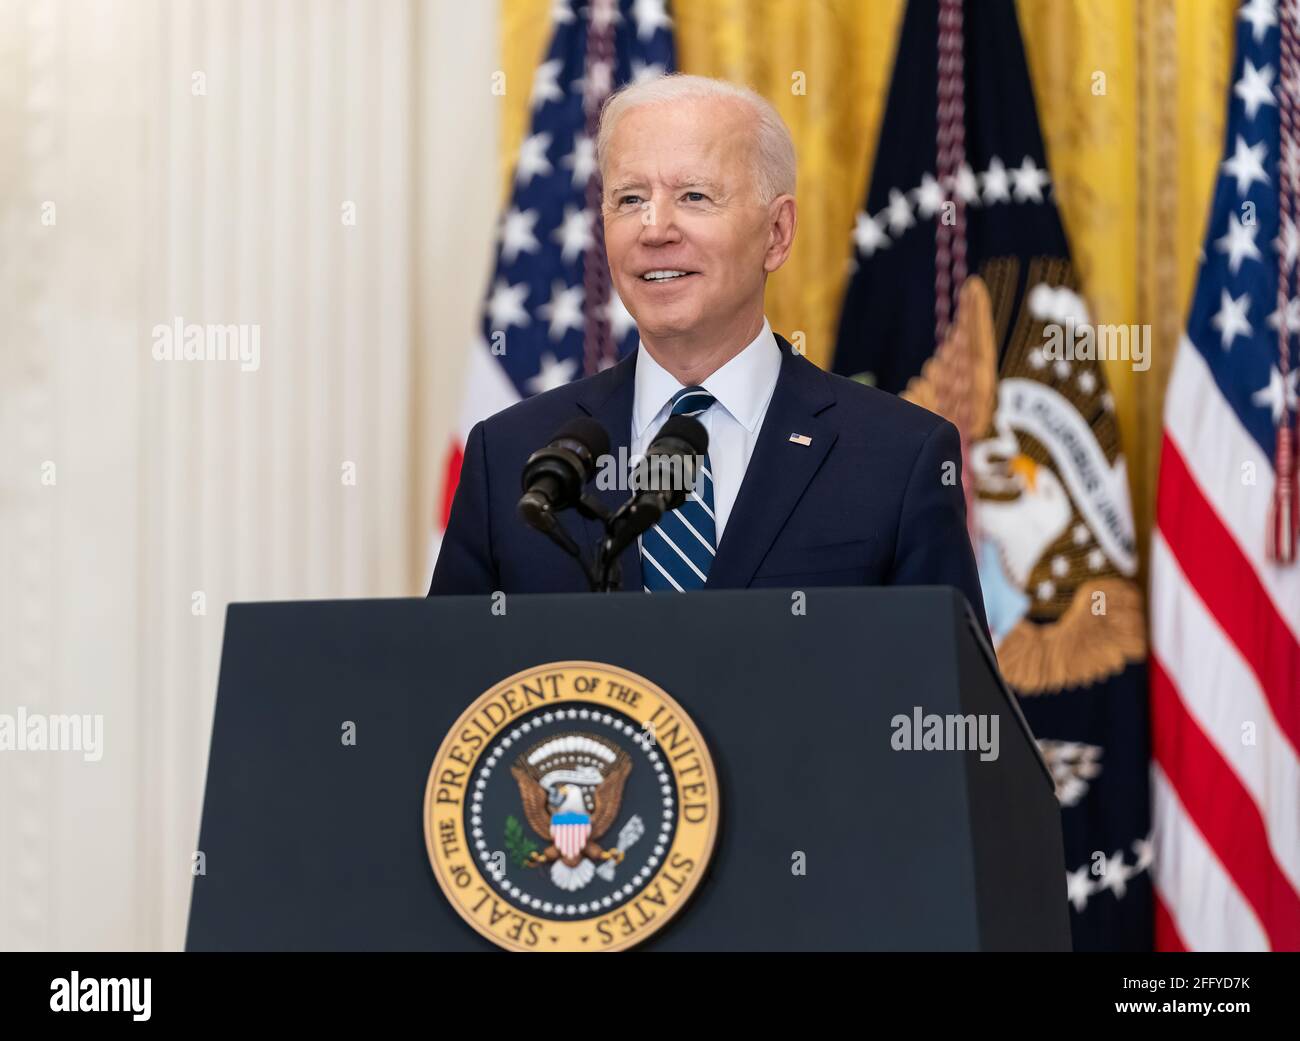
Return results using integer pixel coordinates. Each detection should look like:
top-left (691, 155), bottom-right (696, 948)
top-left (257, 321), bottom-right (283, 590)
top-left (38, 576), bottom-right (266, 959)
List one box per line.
top-left (186, 587), bottom-right (1069, 951)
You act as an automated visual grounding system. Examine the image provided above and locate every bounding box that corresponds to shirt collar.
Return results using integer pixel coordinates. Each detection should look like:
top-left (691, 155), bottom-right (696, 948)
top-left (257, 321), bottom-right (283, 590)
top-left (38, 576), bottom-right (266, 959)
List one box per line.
top-left (632, 317), bottom-right (781, 437)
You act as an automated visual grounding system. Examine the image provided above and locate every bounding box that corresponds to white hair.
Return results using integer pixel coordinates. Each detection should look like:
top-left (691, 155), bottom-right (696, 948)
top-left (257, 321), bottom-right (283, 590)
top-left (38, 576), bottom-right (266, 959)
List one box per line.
top-left (596, 74), bottom-right (796, 204)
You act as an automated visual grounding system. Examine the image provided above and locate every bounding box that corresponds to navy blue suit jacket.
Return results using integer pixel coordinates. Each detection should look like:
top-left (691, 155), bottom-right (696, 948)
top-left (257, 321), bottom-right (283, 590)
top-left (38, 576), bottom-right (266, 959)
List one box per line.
top-left (429, 333), bottom-right (989, 635)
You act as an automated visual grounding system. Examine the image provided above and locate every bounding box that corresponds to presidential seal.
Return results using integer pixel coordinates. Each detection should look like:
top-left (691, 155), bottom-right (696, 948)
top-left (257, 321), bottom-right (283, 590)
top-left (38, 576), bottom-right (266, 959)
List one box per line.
top-left (423, 661), bottom-right (719, 952)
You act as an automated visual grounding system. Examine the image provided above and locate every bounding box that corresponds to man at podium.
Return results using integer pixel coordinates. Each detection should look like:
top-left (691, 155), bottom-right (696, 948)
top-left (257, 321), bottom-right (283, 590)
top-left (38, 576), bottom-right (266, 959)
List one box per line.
top-left (431, 73), bottom-right (987, 636)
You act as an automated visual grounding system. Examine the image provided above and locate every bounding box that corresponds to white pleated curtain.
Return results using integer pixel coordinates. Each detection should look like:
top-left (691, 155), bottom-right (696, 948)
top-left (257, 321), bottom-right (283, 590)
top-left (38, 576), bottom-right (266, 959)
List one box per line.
top-left (0, 0), bottom-right (498, 949)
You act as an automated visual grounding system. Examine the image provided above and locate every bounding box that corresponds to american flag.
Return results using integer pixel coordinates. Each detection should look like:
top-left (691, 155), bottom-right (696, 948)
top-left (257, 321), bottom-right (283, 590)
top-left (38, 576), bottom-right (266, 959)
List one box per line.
top-left (1151, 0), bottom-right (1300, 951)
top-left (434, 0), bottom-right (675, 546)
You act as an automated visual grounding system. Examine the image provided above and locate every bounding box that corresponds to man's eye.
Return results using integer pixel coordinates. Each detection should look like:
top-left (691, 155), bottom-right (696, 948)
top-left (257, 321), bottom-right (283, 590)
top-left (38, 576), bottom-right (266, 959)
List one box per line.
top-left (618, 195), bottom-right (641, 206)
top-left (684, 192), bottom-right (707, 202)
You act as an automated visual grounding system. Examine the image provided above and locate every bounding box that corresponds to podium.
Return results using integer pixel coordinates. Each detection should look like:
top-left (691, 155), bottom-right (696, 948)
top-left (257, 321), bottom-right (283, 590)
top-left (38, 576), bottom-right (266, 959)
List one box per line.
top-left (186, 588), bottom-right (1070, 951)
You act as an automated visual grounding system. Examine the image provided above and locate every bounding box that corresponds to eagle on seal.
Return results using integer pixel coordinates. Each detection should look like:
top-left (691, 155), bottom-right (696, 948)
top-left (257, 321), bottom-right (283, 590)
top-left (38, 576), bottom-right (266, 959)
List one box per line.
top-left (511, 731), bottom-right (633, 892)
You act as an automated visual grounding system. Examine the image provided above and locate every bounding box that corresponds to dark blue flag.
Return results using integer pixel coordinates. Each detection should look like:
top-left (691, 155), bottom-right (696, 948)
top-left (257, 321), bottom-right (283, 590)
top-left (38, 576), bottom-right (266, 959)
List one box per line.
top-left (833, 0), bottom-right (1153, 951)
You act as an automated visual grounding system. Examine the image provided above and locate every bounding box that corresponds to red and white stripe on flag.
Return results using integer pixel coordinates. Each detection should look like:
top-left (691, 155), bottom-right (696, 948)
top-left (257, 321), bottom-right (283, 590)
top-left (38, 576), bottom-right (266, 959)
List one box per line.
top-left (552, 820), bottom-right (591, 860)
top-left (430, 339), bottom-right (521, 572)
top-left (1152, 345), bottom-right (1300, 951)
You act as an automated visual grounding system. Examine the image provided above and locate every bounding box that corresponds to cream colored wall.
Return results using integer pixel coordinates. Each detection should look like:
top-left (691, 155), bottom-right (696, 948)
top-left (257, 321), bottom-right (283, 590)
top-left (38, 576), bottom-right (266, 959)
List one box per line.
top-left (0, 0), bottom-right (498, 950)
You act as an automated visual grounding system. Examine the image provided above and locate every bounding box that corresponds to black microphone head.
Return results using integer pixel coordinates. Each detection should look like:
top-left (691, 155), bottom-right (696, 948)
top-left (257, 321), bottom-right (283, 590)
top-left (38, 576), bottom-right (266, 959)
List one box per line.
top-left (519, 416), bottom-right (611, 522)
top-left (638, 414), bottom-right (709, 512)
top-left (551, 416), bottom-right (611, 462)
top-left (653, 414), bottom-right (708, 455)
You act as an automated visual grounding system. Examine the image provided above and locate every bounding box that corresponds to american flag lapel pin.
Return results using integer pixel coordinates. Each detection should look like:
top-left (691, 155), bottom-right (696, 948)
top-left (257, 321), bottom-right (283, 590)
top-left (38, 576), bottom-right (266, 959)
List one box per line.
top-left (789, 433), bottom-right (813, 446)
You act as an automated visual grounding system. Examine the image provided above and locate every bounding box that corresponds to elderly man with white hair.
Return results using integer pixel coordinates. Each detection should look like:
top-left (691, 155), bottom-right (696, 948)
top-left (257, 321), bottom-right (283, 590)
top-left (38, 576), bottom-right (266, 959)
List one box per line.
top-left (431, 74), bottom-right (987, 633)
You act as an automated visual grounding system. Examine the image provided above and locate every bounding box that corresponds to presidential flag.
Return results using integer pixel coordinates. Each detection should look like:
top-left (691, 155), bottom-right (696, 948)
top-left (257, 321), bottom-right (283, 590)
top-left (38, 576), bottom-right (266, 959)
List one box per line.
top-left (832, 0), bottom-right (1152, 950)
top-left (434, 0), bottom-right (675, 553)
top-left (1150, 0), bottom-right (1300, 951)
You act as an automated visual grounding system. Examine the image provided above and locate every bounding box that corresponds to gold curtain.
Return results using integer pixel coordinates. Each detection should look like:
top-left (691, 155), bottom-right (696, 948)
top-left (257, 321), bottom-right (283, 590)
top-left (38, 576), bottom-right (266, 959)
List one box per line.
top-left (499, 0), bottom-right (1239, 564)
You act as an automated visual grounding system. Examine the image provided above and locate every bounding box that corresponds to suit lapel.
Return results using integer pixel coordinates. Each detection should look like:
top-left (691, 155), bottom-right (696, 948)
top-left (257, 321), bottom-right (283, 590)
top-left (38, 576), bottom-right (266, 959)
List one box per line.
top-left (575, 352), bottom-right (642, 589)
top-left (706, 339), bottom-right (839, 588)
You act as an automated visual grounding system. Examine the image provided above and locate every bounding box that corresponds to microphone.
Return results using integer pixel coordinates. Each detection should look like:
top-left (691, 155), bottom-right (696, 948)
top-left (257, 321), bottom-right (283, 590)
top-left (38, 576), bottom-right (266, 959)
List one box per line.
top-left (604, 415), bottom-right (709, 560)
top-left (634, 414), bottom-right (709, 514)
top-left (518, 417), bottom-right (610, 529)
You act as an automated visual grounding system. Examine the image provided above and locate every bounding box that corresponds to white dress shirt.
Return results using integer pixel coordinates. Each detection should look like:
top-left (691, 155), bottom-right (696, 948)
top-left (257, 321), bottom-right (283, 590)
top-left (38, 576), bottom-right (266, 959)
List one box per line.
top-left (630, 317), bottom-right (782, 541)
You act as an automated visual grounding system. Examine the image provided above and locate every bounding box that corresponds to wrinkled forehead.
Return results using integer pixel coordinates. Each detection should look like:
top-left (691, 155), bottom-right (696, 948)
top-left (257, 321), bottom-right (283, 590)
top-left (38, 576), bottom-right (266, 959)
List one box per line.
top-left (604, 97), bottom-right (758, 192)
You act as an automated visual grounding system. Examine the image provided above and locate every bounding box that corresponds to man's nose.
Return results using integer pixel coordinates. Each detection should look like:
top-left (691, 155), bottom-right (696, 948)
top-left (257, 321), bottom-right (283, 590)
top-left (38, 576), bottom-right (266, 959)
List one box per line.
top-left (637, 195), bottom-right (683, 246)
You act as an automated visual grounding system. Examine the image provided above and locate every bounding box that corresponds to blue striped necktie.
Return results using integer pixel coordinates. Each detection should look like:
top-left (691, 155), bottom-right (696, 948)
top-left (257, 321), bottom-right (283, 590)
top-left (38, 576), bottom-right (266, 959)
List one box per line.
top-left (640, 387), bottom-right (716, 592)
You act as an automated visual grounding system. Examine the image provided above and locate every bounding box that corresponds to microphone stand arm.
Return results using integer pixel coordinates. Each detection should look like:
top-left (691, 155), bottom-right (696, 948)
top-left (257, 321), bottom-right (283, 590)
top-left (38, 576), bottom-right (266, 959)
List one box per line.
top-left (577, 494), bottom-right (625, 593)
top-left (529, 506), bottom-right (600, 591)
top-left (525, 494), bottom-right (664, 594)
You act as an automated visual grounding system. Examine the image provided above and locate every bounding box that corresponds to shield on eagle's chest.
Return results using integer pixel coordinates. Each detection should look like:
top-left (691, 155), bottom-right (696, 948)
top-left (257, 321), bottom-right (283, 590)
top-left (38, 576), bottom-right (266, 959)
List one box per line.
top-left (551, 812), bottom-right (591, 859)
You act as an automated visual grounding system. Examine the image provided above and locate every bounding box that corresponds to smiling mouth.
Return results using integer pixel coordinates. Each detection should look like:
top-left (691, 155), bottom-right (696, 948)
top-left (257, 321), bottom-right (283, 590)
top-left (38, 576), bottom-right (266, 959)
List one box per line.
top-left (640, 269), bottom-right (699, 283)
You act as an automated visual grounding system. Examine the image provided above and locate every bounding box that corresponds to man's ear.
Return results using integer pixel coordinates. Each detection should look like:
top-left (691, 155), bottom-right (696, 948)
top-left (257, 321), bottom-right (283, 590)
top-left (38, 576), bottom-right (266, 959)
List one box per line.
top-left (764, 194), bottom-right (797, 273)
